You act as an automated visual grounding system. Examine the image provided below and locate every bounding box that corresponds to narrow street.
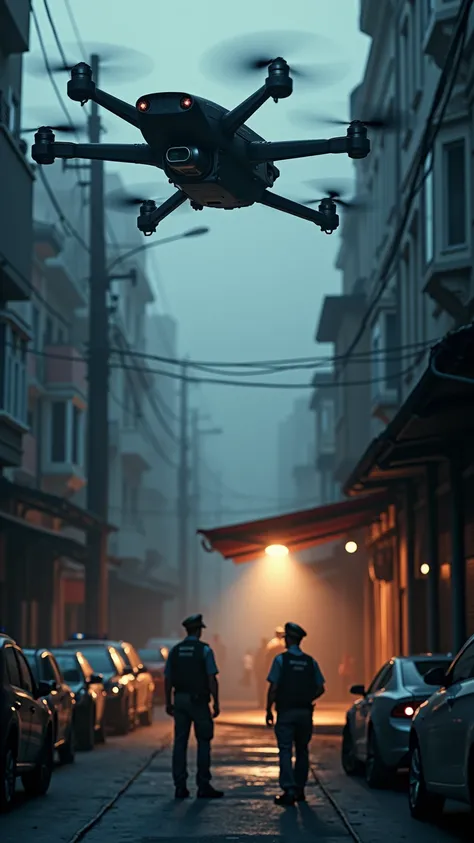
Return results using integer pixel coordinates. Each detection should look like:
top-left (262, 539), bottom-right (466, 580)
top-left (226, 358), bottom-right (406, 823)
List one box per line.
top-left (2, 712), bottom-right (472, 843)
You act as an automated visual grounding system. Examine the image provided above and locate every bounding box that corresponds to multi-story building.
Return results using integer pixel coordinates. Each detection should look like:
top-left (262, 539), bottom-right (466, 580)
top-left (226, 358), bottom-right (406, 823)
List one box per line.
top-left (314, 0), bottom-right (474, 677)
top-left (277, 397), bottom-right (316, 509)
top-left (309, 371), bottom-right (339, 505)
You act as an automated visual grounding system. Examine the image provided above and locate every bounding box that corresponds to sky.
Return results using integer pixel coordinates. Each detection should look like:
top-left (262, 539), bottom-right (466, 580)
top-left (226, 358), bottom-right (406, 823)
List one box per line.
top-left (22, 0), bottom-right (370, 522)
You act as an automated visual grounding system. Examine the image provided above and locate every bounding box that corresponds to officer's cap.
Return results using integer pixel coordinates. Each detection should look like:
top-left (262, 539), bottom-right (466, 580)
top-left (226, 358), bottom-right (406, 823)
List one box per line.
top-left (182, 613), bottom-right (206, 630)
top-left (285, 622), bottom-right (307, 640)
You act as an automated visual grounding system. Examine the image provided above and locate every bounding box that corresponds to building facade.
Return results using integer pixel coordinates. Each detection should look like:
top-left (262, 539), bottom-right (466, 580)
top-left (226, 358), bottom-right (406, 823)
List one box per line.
top-left (315, 0), bottom-right (474, 680)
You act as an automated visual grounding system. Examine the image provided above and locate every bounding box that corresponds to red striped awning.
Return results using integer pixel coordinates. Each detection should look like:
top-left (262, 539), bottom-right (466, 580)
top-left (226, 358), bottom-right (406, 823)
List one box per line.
top-left (197, 492), bottom-right (387, 563)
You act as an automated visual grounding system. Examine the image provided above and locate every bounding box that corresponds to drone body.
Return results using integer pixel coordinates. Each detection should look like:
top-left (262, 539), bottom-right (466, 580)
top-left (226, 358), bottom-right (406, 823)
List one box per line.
top-left (32, 58), bottom-right (371, 237)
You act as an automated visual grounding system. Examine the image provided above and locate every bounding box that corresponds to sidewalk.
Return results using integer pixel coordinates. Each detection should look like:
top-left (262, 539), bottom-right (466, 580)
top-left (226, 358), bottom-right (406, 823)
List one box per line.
top-left (219, 702), bottom-right (346, 734)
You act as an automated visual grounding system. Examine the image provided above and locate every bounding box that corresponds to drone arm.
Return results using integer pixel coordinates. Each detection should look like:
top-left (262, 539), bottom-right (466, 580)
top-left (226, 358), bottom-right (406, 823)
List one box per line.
top-left (258, 190), bottom-right (339, 232)
top-left (32, 135), bottom-right (158, 166)
top-left (137, 190), bottom-right (188, 236)
top-left (247, 137), bottom-right (350, 162)
top-left (92, 88), bottom-right (140, 128)
top-left (221, 86), bottom-right (271, 136)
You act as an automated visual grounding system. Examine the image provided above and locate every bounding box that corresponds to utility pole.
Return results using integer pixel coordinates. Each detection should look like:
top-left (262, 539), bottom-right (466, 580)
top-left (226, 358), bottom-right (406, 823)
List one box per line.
top-left (215, 472), bottom-right (223, 620)
top-left (85, 54), bottom-right (109, 636)
top-left (191, 409), bottom-right (200, 607)
top-left (177, 361), bottom-right (190, 619)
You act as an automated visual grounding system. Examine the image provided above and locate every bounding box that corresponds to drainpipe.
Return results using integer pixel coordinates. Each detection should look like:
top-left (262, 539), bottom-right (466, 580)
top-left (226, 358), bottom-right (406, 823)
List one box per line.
top-left (425, 462), bottom-right (440, 652)
top-left (449, 449), bottom-right (467, 653)
top-left (405, 481), bottom-right (416, 652)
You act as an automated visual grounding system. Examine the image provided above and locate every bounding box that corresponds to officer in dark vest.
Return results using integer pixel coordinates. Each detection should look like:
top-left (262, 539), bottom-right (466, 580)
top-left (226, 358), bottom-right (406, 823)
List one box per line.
top-left (165, 614), bottom-right (224, 800)
top-left (266, 622), bottom-right (326, 806)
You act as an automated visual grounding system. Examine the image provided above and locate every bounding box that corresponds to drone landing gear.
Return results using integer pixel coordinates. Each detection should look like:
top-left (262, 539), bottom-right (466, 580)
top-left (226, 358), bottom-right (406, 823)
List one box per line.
top-left (137, 190), bottom-right (189, 236)
top-left (258, 190), bottom-right (339, 233)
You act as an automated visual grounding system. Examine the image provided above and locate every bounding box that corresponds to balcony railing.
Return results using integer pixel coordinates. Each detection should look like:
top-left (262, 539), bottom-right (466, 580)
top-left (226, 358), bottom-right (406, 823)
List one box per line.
top-left (43, 345), bottom-right (87, 400)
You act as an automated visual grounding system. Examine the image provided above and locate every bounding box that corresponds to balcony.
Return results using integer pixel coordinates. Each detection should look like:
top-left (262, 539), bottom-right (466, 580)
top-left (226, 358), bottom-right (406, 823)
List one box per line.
top-left (0, 310), bottom-right (29, 467)
top-left (423, 0), bottom-right (462, 69)
top-left (0, 0), bottom-right (30, 54)
top-left (111, 520), bottom-right (147, 565)
top-left (34, 220), bottom-right (64, 262)
top-left (0, 127), bottom-right (33, 300)
top-left (44, 345), bottom-right (87, 402)
top-left (17, 432), bottom-right (37, 482)
top-left (120, 427), bottom-right (152, 472)
top-left (43, 255), bottom-right (88, 309)
top-left (41, 398), bottom-right (86, 494)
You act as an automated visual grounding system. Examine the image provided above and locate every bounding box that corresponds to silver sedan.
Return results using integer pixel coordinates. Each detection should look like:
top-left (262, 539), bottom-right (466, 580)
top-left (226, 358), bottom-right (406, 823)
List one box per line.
top-left (341, 654), bottom-right (452, 788)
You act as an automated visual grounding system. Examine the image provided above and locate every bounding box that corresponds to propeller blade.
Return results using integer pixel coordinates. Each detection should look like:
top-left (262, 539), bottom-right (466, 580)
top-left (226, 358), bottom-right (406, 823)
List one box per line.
top-left (200, 30), bottom-right (340, 85)
top-left (183, 226), bottom-right (210, 237)
top-left (25, 43), bottom-right (154, 82)
top-left (21, 123), bottom-right (85, 135)
top-left (291, 108), bottom-right (403, 130)
top-left (305, 178), bottom-right (354, 197)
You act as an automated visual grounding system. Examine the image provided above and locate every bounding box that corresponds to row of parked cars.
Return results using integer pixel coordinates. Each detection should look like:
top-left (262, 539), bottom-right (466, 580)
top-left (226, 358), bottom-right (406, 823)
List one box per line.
top-left (341, 633), bottom-right (474, 823)
top-left (0, 631), bottom-right (173, 813)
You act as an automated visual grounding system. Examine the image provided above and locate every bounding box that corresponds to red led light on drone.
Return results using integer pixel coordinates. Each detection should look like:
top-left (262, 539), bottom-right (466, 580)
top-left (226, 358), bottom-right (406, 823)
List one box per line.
top-left (137, 99), bottom-right (150, 112)
top-left (180, 96), bottom-right (193, 110)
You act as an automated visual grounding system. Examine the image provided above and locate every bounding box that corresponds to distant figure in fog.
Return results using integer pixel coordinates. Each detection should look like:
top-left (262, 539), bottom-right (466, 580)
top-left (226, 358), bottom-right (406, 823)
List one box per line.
top-left (254, 637), bottom-right (269, 708)
top-left (266, 622), bottom-right (325, 806)
top-left (211, 633), bottom-right (226, 671)
top-left (165, 614), bottom-right (224, 800)
top-left (265, 626), bottom-right (286, 676)
top-left (338, 654), bottom-right (355, 699)
top-left (241, 650), bottom-right (254, 687)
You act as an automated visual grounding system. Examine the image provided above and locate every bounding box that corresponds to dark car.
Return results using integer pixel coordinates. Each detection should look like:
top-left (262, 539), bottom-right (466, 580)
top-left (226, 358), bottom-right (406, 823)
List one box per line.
top-left (112, 640), bottom-right (154, 726)
top-left (138, 648), bottom-right (166, 704)
top-left (52, 649), bottom-right (107, 750)
top-left (24, 649), bottom-right (75, 765)
top-left (0, 633), bottom-right (54, 812)
top-left (61, 639), bottom-right (137, 734)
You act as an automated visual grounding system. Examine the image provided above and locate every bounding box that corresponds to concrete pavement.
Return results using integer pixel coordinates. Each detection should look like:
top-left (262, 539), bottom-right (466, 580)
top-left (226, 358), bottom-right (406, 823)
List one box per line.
top-left (218, 701), bottom-right (347, 733)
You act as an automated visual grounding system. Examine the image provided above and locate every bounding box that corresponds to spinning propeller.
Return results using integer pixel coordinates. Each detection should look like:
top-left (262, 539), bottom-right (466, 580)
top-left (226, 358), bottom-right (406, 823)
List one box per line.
top-left (21, 121), bottom-right (86, 135)
top-left (25, 42), bottom-right (154, 82)
top-left (201, 31), bottom-right (346, 86)
top-left (292, 108), bottom-right (403, 131)
top-left (300, 179), bottom-right (368, 210)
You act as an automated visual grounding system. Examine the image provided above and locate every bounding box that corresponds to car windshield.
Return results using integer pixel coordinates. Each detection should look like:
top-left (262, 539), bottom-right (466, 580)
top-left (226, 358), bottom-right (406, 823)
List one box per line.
top-left (402, 659), bottom-right (451, 686)
top-left (24, 653), bottom-right (38, 679)
top-left (139, 649), bottom-right (163, 662)
top-left (79, 647), bottom-right (115, 676)
top-left (54, 654), bottom-right (82, 684)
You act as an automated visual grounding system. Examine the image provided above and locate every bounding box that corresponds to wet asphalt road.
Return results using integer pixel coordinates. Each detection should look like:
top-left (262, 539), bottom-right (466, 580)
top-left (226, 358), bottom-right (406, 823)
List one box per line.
top-left (1, 713), bottom-right (473, 842)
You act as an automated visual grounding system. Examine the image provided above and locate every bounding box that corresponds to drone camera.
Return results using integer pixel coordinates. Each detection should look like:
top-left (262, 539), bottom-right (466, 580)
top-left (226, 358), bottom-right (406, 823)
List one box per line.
top-left (165, 146), bottom-right (210, 177)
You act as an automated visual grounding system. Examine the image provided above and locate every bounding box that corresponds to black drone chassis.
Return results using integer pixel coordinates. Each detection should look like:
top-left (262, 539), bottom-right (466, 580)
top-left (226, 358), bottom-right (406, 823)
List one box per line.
top-left (32, 58), bottom-right (371, 237)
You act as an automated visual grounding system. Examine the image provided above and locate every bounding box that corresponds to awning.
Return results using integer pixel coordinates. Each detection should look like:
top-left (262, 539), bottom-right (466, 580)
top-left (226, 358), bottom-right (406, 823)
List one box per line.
top-left (198, 492), bottom-right (388, 563)
top-left (344, 323), bottom-right (474, 495)
top-left (0, 511), bottom-right (88, 563)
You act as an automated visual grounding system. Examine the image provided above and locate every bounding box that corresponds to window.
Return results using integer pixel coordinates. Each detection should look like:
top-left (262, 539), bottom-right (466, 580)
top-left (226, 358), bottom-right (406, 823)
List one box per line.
top-left (31, 306), bottom-right (40, 347)
top-left (39, 654), bottom-right (58, 683)
top-left (44, 317), bottom-right (53, 345)
top-left (51, 401), bottom-right (67, 462)
top-left (4, 645), bottom-right (21, 687)
top-left (443, 139), bottom-right (467, 247)
top-left (385, 314), bottom-right (399, 386)
top-left (72, 405), bottom-right (81, 464)
top-left (367, 663), bottom-right (390, 694)
top-left (1, 320), bottom-right (28, 426)
top-left (16, 651), bottom-right (34, 694)
top-left (320, 401), bottom-right (333, 436)
top-left (449, 641), bottom-right (474, 685)
top-left (423, 152), bottom-right (434, 264)
top-left (371, 312), bottom-right (399, 395)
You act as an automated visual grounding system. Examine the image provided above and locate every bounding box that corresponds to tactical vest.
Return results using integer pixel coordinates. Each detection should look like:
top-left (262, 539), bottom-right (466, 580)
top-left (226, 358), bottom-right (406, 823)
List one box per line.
top-left (275, 651), bottom-right (317, 712)
top-left (168, 639), bottom-right (210, 700)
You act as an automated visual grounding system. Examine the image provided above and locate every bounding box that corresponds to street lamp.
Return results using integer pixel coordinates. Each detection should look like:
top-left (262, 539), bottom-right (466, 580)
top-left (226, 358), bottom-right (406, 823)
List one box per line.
top-left (345, 540), bottom-right (358, 554)
top-left (420, 563), bottom-right (430, 576)
top-left (265, 544), bottom-right (289, 558)
top-left (107, 226), bottom-right (210, 274)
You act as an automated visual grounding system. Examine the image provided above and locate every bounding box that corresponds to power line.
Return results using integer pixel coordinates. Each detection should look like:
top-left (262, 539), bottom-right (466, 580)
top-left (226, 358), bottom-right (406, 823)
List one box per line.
top-left (339, 0), bottom-right (472, 368)
top-left (63, 0), bottom-right (88, 59)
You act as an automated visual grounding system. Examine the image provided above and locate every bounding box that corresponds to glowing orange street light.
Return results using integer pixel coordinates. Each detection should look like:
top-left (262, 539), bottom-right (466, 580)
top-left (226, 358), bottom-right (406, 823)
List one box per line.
top-left (265, 544), bottom-right (289, 558)
top-left (345, 540), bottom-right (358, 554)
top-left (420, 563), bottom-right (430, 576)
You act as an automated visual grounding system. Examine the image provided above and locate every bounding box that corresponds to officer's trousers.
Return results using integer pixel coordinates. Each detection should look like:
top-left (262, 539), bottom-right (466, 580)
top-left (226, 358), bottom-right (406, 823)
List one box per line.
top-left (275, 708), bottom-right (313, 793)
top-left (172, 693), bottom-right (214, 789)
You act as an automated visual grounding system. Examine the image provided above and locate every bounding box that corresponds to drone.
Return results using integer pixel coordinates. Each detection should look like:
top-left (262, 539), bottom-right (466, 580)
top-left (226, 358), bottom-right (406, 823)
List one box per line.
top-left (31, 58), bottom-right (371, 238)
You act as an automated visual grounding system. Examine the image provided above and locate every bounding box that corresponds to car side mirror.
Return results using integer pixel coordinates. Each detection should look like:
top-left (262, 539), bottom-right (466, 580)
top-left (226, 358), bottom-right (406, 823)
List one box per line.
top-left (350, 684), bottom-right (366, 696)
top-left (89, 673), bottom-right (103, 684)
top-left (424, 666), bottom-right (448, 687)
top-left (37, 679), bottom-right (53, 697)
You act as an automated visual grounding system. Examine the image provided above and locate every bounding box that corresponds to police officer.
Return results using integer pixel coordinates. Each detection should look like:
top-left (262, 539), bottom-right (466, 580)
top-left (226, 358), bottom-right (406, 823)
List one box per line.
top-left (165, 614), bottom-right (224, 800)
top-left (266, 622), bottom-right (326, 806)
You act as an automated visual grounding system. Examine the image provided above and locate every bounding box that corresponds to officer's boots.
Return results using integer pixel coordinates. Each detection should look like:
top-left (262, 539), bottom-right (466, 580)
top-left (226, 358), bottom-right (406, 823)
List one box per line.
top-left (197, 784), bottom-right (224, 799)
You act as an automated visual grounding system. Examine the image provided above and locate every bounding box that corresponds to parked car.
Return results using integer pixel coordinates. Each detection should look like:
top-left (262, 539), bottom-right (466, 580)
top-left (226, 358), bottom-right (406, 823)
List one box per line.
top-left (409, 634), bottom-right (474, 821)
top-left (24, 648), bottom-right (75, 765)
top-left (51, 649), bottom-right (107, 750)
top-left (342, 654), bottom-right (452, 788)
top-left (146, 637), bottom-right (180, 661)
top-left (61, 638), bottom-right (140, 734)
top-left (138, 648), bottom-right (166, 704)
top-left (0, 633), bottom-right (54, 812)
top-left (111, 640), bottom-right (154, 726)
